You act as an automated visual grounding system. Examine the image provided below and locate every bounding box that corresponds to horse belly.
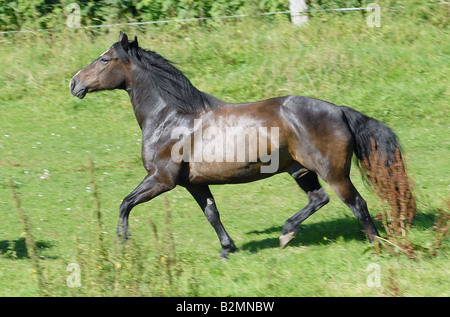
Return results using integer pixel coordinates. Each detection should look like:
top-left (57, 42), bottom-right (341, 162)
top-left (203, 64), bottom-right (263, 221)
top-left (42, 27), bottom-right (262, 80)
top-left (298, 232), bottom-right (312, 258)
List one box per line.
top-left (187, 160), bottom-right (271, 184)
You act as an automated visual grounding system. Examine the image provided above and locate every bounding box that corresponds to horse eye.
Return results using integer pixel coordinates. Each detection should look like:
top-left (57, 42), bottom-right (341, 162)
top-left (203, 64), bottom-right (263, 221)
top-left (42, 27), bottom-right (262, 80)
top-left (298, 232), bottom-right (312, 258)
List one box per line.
top-left (100, 57), bottom-right (110, 64)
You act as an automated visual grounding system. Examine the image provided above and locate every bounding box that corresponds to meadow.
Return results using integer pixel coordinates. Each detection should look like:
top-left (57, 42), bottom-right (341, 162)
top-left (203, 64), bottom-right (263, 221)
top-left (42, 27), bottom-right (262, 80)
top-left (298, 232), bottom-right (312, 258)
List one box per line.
top-left (0, 4), bottom-right (449, 296)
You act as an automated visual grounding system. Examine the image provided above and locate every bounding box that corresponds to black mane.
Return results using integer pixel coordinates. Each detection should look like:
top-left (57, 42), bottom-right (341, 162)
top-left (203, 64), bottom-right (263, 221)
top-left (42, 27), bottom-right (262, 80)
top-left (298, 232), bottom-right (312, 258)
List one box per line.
top-left (113, 41), bottom-right (210, 114)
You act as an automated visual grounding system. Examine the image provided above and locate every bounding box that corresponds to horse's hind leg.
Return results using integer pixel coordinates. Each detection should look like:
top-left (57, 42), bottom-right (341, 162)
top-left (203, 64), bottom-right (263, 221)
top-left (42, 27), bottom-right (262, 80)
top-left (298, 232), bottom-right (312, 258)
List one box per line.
top-left (186, 185), bottom-right (236, 259)
top-left (330, 177), bottom-right (379, 242)
top-left (280, 171), bottom-right (329, 248)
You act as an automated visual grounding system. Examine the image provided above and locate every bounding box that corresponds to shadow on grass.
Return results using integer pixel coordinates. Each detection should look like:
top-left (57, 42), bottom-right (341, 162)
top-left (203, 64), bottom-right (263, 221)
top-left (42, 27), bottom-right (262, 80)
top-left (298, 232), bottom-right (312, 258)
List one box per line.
top-left (241, 211), bottom-right (438, 253)
top-left (0, 238), bottom-right (54, 259)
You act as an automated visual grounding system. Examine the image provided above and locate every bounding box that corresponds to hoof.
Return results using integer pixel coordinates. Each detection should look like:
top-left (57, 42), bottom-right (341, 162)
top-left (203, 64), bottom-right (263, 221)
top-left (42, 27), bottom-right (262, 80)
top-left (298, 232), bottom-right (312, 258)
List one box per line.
top-left (117, 234), bottom-right (130, 244)
top-left (116, 229), bottom-right (131, 244)
top-left (279, 232), bottom-right (296, 249)
top-left (220, 244), bottom-right (237, 259)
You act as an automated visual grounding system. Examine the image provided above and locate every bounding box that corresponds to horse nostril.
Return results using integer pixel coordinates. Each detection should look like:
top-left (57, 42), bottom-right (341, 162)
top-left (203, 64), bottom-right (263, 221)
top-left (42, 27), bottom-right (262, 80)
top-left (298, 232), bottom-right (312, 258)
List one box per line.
top-left (70, 78), bottom-right (77, 91)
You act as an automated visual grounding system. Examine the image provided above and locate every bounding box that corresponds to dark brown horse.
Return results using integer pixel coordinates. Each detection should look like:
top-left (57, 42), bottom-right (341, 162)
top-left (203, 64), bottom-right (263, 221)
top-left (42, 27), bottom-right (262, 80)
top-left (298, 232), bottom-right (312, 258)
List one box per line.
top-left (70, 32), bottom-right (413, 258)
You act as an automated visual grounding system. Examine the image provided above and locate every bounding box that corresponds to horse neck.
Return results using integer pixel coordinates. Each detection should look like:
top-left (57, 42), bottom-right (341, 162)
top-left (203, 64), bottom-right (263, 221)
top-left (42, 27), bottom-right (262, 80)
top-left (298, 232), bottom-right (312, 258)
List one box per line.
top-left (125, 65), bottom-right (223, 131)
top-left (126, 70), bottom-right (172, 130)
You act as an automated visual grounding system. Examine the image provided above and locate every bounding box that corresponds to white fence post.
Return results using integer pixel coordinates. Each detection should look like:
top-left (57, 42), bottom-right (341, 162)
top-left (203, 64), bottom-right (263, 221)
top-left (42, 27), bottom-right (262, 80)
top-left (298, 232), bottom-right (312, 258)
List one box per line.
top-left (289, 0), bottom-right (309, 26)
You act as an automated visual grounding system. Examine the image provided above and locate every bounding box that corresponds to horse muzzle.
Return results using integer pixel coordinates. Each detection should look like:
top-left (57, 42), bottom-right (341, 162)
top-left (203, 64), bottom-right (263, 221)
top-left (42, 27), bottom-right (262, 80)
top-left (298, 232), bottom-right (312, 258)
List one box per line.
top-left (70, 76), bottom-right (87, 99)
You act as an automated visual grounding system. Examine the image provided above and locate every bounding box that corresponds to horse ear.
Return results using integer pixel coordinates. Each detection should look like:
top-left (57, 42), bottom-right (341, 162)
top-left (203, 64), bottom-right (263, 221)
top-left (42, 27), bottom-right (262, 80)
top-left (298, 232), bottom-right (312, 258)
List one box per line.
top-left (118, 31), bottom-right (129, 50)
top-left (133, 35), bottom-right (138, 47)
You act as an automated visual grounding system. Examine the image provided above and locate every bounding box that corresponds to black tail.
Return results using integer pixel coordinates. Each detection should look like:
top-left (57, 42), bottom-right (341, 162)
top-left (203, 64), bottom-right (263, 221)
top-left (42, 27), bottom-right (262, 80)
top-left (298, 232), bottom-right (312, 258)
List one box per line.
top-left (340, 106), bottom-right (400, 167)
top-left (340, 106), bottom-right (416, 234)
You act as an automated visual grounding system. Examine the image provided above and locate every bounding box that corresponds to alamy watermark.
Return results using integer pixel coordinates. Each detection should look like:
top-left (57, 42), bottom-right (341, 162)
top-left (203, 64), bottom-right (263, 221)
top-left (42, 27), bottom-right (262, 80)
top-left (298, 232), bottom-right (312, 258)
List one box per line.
top-left (67, 263), bottom-right (81, 287)
top-left (64, 2), bottom-right (382, 30)
top-left (366, 3), bottom-right (381, 28)
top-left (170, 119), bottom-right (280, 173)
top-left (65, 261), bottom-right (383, 289)
top-left (66, 3), bottom-right (81, 28)
top-left (366, 263), bottom-right (381, 288)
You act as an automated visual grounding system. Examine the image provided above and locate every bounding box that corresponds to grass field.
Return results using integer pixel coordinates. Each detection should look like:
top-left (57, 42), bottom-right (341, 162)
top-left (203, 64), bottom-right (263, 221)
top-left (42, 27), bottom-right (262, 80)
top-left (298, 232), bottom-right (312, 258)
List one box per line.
top-left (0, 5), bottom-right (449, 296)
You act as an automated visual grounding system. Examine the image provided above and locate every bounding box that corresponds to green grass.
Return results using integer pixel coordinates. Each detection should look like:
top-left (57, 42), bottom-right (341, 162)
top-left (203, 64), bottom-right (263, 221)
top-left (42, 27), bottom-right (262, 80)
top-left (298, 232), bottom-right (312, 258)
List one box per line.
top-left (0, 6), bottom-right (449, 296)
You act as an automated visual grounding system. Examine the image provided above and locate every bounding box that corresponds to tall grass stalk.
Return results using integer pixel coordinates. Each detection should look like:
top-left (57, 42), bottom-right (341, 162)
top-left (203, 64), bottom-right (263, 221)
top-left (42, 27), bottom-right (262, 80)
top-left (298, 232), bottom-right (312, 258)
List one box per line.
top-left (9, 179), bottom-right (48, 296)
top-left (89, 157), bottom-right (107, 256)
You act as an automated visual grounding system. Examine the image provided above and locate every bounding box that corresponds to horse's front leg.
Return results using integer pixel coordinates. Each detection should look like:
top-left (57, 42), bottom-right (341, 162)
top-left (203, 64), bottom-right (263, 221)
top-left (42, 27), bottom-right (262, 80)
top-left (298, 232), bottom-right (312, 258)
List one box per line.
top-left (186, 184), bottom-right (236, 259)
top-left (116, 170), bottom-right (175, 239)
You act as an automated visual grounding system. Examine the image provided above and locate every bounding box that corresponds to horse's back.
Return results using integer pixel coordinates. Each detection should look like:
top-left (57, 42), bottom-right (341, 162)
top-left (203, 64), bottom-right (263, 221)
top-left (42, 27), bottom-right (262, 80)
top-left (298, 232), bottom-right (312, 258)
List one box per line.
top-left (281, 95), bottom-right (344, 123)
